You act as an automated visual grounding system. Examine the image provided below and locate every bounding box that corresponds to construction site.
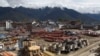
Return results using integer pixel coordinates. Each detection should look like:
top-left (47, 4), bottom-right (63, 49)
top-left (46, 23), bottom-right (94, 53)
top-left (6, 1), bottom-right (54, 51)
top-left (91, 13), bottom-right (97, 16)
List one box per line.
top-left (0, 20), bottom-right (100, 56)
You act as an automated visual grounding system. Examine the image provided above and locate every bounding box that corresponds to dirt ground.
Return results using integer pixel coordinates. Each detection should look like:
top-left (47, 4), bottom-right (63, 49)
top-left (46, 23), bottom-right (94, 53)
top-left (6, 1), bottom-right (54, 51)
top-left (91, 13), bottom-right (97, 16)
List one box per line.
top-left (6, 29), bottom-right (100, 56)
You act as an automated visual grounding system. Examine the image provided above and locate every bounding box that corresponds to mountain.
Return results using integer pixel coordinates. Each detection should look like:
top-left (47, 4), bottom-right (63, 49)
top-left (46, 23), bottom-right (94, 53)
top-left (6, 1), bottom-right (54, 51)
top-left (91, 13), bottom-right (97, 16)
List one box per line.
top-left (85, 14), bottom-right (100, 20)
top-left (0, 7), bottom-right (98, 23)
top-left (84, 13), bottom-right (100, 24)
top-left (0, 7), bottom-right (32, 21)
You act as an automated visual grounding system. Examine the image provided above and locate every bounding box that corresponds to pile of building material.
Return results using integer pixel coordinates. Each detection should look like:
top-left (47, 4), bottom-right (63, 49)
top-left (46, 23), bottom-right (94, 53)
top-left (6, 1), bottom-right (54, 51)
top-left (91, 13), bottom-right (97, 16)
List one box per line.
top-left (32, 30), bottom-right (80, 42)
top-left (48, 37), bottom-right (89, 55)
top-left (81, 30), bottom-right (100, 37)
top-left (0, 51), bottom-right (16, 56)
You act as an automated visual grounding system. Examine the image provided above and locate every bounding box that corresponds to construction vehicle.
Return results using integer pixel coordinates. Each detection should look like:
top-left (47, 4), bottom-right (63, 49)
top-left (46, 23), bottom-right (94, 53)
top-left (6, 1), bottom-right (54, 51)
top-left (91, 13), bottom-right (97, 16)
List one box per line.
top-left (18, 38), bottom-right (55, 56)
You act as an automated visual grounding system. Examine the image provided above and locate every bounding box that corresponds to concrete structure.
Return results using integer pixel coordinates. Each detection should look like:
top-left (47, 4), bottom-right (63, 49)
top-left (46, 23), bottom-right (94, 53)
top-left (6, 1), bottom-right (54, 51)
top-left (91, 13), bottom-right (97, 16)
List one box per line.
top-left (6, 20), bottom-right (13, 30)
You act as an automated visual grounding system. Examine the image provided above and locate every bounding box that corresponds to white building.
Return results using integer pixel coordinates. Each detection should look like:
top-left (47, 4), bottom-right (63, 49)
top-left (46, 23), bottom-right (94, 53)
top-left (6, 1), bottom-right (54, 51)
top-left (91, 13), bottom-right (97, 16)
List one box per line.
top-left (58, 24), bottom-right (64, 29)
top-left (6, 20), bottom-right (13, 30)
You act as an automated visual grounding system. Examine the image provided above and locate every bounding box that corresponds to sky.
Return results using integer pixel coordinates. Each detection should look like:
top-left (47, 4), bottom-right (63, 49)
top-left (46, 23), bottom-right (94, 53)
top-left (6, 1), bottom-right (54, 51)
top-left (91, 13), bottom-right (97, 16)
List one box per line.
top-left (0, 0), bottom-right (100, 14)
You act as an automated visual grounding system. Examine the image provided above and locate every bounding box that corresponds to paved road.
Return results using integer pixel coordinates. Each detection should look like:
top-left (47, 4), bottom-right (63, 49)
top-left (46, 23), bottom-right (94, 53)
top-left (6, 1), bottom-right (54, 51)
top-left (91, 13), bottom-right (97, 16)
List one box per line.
top-left (67, 40), bottom-right (100, 56)
top-left (79, 46), bottom-right (99, 56)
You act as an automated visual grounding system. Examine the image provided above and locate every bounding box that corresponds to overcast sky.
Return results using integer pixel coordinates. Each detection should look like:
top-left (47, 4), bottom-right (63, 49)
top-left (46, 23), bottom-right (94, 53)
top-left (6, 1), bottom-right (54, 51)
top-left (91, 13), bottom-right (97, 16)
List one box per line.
top-left (0, 0), bottom-right (100, 14)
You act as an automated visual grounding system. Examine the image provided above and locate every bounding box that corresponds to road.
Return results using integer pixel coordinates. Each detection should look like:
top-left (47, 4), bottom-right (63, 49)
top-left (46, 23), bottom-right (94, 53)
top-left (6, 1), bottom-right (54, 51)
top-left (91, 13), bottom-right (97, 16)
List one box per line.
top-left (67, 39), bottom-right (100, 56)
top-left (78, 45), bottom-right (98, 56)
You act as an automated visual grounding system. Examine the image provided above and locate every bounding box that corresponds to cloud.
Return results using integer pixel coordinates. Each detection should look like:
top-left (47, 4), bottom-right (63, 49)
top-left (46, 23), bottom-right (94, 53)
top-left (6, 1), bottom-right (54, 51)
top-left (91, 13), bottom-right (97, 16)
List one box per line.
top-left (0, 0), bottom-right (100, 13)
top-left (0, 0), bottom-right (9, 7)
